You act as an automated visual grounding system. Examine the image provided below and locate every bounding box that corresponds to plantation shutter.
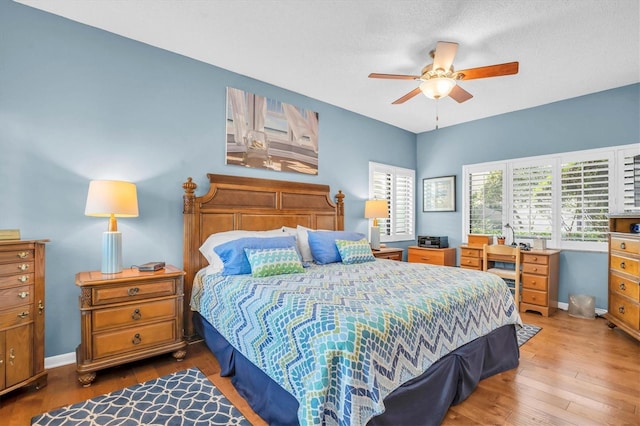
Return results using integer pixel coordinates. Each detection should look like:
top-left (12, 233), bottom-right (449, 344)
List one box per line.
top-left (512, 163), bottom-right (553, 239)
top-left (372, 169), bottom-right (392, 236)
top-left (393, 170), bottom-right (414, 238)
top-left (561, 158), bottom-right (609, 242)
top-left (369, 162), bottom-right (415, 241)
top-left (468, 169), bottom-right (503, 235)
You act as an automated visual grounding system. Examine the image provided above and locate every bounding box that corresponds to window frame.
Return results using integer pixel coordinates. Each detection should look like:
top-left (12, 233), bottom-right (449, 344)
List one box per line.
top-left (462, 144), bottom-right (638, 252)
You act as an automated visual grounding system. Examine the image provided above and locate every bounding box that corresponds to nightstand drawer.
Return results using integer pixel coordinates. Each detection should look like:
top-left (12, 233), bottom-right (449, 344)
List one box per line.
top-left (0, 304), bottom-right (33, 328)
top-left (93, 320), bottom-right (177, 359)
top-left (609, 292), bottom-right (640, 330)
top-left (0, 273), bottom-right (33, 289)
top-left (609, 272), bottom-right (639, 301)
top-left (0, 249), bottom-right (33, 263)
top-left (460, 256), bottom-right (481, 268)
top-left (460, 248), bottom-right (481, 258)
top-left (610, 254), bottom-right (639, 276)
top-left (0, 284), bottom-right (33, 310)
top-left (0, 262), bottom-right (33, 276)
top-left (522, 263), bottom-right (548, 275)
top-left (522, 289), bottom-right (547, 307)
top-left (92, 280), bottom-right (176, 306)
top-left (93, 299), bottom-right (177, 331)
top-left (522, 274), bottom-right (548, 291)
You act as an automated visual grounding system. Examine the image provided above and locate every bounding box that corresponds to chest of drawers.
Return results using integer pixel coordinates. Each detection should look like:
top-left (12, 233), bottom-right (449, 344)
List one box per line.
top-left (0, 239), bottom-right (48, 396)
top-left (408, 246), bottom-right (456, 266)
top-left (75, 265), bottom-right (187, 386)
top-left (519, 250), bottom-right (560, 317)
top-left (459, 245), bottom-right (484, 270)
top-left (605, 214), bottom-right (640, 341)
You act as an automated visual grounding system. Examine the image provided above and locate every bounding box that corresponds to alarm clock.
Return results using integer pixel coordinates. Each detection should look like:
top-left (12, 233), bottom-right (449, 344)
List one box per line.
top-left (631, 223), bottom-right (640, 233)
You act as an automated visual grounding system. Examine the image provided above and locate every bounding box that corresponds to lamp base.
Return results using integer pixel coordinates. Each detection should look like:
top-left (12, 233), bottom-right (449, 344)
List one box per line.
top-left (102, 231), bottom-right (122, 274)
top-left (370, 226), bottom-right (381, 250)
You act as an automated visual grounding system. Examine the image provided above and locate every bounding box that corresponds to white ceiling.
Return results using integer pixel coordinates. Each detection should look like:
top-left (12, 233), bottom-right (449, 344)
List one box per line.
top-left (16, 0), bottom-right (640, 133)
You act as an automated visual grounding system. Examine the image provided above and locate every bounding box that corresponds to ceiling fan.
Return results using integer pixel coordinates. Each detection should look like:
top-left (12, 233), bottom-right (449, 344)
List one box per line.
top-left (368, 41), bottom-right (519, 104)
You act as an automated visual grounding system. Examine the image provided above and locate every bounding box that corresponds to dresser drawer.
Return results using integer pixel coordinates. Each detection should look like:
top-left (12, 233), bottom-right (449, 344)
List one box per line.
top-left (522, 289), bottom-right (547, 306)
top-left (522, 253), bottom-right (549, 265)
top-left (0, 273), bottom-right (33, 289)
top-left (93, 299), bottom-right (177, 331)
top-left (0, 304), bottom-right (33, 328)
top-left (608, 293), bottom-right (640, 331)
top-left (409, 250), bottom-right (445, 265)
top-left (0, 249), bottom-right (33, 263)
top-left (460, 248), bottom-right (482, 258)
top-left (522, 263), bottom-right (549, 276)
top-left (0, 262), bottom-right (33, 276)
top-left (0, 285), bottom-right (33, 310)
top-left (522, 274), bottom-right (548, 291)
top-left (92, 320), bottom-right (177, 359)
top-left (610, 236), bottom-right (640, 255)
top-left (460, 256), bottom-right (481, 268)
top-left (610, 254), bottom-right (639, 277)
top-left (92, 280), bottom-right (176, 306)
top-left (609, 272), bottom-right (639, 302)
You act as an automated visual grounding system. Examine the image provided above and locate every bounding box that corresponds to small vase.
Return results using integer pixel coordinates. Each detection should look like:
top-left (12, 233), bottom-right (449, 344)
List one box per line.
top-left (497, 238), bottom-right (505, 245)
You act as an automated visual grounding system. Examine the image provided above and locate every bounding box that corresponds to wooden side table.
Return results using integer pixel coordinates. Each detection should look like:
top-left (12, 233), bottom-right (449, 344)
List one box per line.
top-left (372, 247), bottom-right (404, 261)
top-left (407, 246), bottom-right (456, 266)
top-left (75, 265), bottom-right (187, 386)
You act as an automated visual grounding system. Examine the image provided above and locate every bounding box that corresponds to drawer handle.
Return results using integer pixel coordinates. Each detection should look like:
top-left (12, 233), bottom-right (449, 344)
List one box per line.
top-left (18, 275), bottom-right (29, 283)
top-left (618, 305), bottom-right (625, 314)
top-left (131, 309), bottom-right (142, 320)
top-left (18, 291), bottom-right (29, 299)
top-left (128, 287), bottom-right (139, 296)
top-left (620, 242), bottom-right (626, 249)
top-left (619, 282), bottom-right (626, 291)
top-left (17, 251), bottom-right (29, 259)
top-left (533, 257), bottom-right (538, 261)
top-left (9, 348), bottom-right (15, 366)
top-left (18, 264), bottom-right (29, 271)
top-left (132, 333), bottom-right (142, 345)
top-left (17, 311), bottom-right (29, 319)
top-left (421, 257), bottom-right (430, 261)
top-left (532, 267), bottom-right (538, 272)
top-left (619, 261), bottom-right (625, 269)
top-left (39, 300), bottom-right (44, 315)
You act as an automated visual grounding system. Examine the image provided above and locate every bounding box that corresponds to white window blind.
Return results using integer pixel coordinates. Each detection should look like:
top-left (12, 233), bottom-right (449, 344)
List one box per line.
top-left (561, 158), bottom-right (609, 242)
top-left (468, 169), bottom-right (503, 235)
top-left (512, 163), bottom-right (553, 239)
top-left (621, 150), bottom-right (640, 211)
top-left (369, 162), bottom-right (415, 242)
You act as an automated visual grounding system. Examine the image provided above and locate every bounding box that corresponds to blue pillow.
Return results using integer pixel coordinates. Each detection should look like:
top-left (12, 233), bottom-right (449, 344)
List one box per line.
top-left (336, 238), bottom-right (376, 264)
top-left (214, 236), bottom-right (298, 275)
top-left (307, 231), bottom-right (366, 264)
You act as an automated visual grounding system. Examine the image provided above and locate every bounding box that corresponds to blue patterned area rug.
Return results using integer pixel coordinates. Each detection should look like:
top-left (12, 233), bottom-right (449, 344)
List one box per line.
top-left (517, 323), bottom-right (542, 346)
top-left (31, 368), bottom-right (250, 425)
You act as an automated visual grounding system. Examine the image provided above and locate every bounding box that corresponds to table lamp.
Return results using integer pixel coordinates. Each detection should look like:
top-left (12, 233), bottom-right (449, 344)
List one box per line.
top-left (85, 180), bottom-right (139, 273)
top-left (365, 199), bottom-right (389, 250)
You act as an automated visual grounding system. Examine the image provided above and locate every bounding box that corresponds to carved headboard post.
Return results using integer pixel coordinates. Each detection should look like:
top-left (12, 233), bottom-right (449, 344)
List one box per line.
top-left (182, 177), bottom-right (198, 340)
top-left (335, 190), bottom-right (345, 231)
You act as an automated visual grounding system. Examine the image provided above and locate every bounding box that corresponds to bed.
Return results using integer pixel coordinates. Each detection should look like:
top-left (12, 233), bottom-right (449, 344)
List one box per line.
top-left (182, 174), bottom-right (521, 426)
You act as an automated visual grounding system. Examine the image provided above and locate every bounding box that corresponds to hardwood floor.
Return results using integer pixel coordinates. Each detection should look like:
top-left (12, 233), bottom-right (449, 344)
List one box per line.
top-left (2, 310), bottom-right (638, 425)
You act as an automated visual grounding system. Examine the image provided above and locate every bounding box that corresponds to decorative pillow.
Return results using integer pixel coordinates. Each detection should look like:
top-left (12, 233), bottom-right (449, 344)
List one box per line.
top-left (307, 231), bottom-right (366, 264)
top-left (244, 247), bottom-right (305, 277)
top-left (214, 236), bottom-right (298, 276)
top-left (335, 238), bottom-right (376, 264)
top-left (199, 229), bottom-right (288, 273)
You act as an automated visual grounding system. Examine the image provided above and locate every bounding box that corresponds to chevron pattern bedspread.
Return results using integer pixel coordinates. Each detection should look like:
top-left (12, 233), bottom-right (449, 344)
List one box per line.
top-left (192, 260), bottom-right (521, 425)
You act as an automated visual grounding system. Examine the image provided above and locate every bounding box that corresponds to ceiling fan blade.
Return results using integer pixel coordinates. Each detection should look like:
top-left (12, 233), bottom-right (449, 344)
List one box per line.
top-left (392, 87), bottom-right (422, 104)
top-left (456, 61), bottom-right (519, 80)
top-left (432, 41), bottom-right (459, 72)
top-left (448, 84), bottom-right (473, 103)
top-left (369, 73), bottom-right (420, 80)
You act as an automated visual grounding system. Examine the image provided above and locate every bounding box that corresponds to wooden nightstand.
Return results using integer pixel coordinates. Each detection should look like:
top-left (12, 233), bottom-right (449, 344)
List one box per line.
top-left (75, 265), bottom-right (187, 386)
top-left (408, 246), bottom-right (456, 266)
top-left (372, 247), bottom-right (404, 261)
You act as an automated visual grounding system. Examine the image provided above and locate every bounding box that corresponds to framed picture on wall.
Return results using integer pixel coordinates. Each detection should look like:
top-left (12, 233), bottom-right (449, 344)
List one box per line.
top-left (423, 175), bottom-right (456, 212)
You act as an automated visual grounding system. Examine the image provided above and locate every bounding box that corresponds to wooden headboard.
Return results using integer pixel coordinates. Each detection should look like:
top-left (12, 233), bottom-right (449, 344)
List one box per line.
top-left (182, 173), bottom-right (344, 338)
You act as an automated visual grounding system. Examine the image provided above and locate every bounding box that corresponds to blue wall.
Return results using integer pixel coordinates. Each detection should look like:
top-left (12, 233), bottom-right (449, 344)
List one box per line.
top-left (0, 1), bottom-right (416, 357)
top-left (416, 84), bottom-right (640, 311)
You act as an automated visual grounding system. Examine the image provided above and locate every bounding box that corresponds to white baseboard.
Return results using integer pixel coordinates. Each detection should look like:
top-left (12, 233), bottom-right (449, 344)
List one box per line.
top-left (45, 352), bottom-right (76, 369)
top-left (556, 302), bottom-right (607, 316)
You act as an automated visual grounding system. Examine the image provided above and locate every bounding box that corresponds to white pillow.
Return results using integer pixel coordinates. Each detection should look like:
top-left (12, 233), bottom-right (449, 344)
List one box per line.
top-left (296, 225), bottom-right (330, 262)
top-left (199, 228), bottom-right (290, 274)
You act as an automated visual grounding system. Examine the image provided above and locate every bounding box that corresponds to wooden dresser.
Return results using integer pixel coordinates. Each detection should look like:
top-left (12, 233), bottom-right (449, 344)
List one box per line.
top-left (605, 214), bottom-right (640, 341)
top-left (75, 265), bottom-right (187, 386)
top-left (408, 246), bottom-right (456, 266)
top-left (372, 247), bottom-right (403, 261)
top-left (459, 245), bottom-right (484, 270)
top-left (0, 239), bottom-right (48, 396)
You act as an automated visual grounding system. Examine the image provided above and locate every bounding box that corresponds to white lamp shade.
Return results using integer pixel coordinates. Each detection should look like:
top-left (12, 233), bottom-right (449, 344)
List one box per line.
top-left (85, 180), bottom-right (139, 217)
top-left (419, 78), bottom-right (456, 99)
top-left (364, 199), bottom-right (389, 219)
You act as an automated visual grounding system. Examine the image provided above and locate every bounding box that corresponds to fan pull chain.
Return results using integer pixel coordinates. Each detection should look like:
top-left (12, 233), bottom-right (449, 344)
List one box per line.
top-left (435, 99), bottom-right (439, 130)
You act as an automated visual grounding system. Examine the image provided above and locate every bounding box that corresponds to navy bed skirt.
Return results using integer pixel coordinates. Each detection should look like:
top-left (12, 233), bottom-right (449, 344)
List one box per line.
top-left (193, 312), bottom-right (519, 426)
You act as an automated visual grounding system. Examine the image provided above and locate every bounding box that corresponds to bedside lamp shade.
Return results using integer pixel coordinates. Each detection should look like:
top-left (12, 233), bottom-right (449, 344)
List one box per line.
top-left (85, 180), bottom-right (139, 273)
top-left (365, 199), bottom-right (389, 250)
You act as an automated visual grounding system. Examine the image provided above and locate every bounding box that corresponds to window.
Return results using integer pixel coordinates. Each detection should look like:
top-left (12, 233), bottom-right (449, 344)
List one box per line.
top-left (369, 162), bottom-right (415, 242)
top-left (462, 144), bottom-right (638, 252)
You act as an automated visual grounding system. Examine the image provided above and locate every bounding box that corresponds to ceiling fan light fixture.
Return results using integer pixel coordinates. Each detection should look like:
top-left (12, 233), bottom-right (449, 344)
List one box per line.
top-left (419, 77), bottom-right (456, 99)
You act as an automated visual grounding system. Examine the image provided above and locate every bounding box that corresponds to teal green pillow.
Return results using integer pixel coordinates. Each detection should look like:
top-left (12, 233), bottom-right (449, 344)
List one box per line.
top-left (244, 246), bottom-right (305, 277)
top-left (335, 238), bottom-right (376, 264)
